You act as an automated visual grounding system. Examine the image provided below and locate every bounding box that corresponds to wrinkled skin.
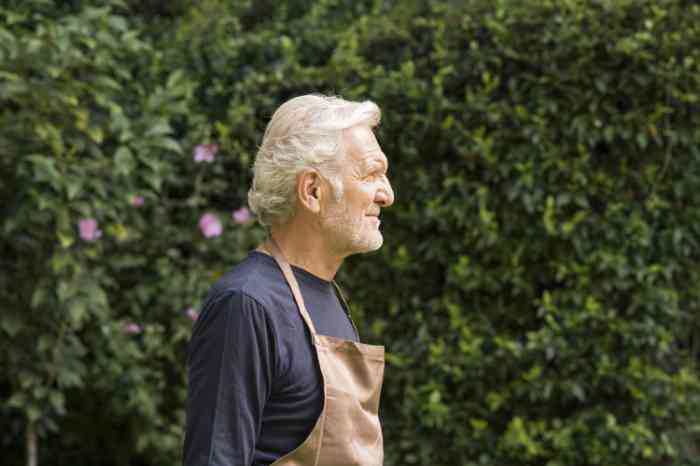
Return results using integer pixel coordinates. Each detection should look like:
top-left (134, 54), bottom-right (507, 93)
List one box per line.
top-left (320, 125), bottom-right (394, 257)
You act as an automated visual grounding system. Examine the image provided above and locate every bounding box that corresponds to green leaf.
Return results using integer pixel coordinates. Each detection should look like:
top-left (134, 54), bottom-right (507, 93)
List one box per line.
top-left (68, 301), bottom-right (87, 326)
top-left (150, 137), bottom-right (182, 154)
top-left (0, 315), bottom-right (23, 336)
top-left (27, 154), bottom-right (60, 183)
top-left (145, 121), bottom-right (173, 137)
top-left (114, 146), bottom-right (135, 176)
top-left (166, 69), bottom-right (184, 88)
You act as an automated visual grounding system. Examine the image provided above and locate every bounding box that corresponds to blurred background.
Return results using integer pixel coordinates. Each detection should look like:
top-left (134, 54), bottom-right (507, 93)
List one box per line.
top-left (2, 0), bottom-right (700, 465)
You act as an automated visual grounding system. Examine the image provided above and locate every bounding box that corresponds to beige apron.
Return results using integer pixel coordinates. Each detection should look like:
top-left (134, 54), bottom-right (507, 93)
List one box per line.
top-left (262, 240), bottom-right (385, 466)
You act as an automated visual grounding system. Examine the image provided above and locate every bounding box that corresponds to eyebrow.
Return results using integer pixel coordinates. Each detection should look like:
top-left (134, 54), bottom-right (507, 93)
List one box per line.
top-left (363, 155), bottom-right (388, 173)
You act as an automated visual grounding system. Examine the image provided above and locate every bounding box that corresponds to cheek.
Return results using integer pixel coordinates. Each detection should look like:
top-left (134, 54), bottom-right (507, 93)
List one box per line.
top-left (362, 184), bottom-right (379, 204)
top-left (345, 184), bottom-right (373, 208)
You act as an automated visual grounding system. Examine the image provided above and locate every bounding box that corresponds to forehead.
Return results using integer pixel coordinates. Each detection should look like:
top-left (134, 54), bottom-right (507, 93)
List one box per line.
top-left (342, 125), bottom-right (387, 168)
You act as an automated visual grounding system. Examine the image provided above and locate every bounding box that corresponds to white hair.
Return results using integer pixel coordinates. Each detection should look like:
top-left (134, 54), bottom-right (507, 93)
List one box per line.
top-left (248, 94), bottom-right (381, 227)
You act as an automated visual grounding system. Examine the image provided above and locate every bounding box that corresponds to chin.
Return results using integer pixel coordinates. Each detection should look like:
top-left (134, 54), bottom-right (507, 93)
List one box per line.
top-left (324, 218), bottom-right (384, 255)
top-left (367, 233), bottom-right (384, 251)
top-left (354, 232), bottom-right (383, 254)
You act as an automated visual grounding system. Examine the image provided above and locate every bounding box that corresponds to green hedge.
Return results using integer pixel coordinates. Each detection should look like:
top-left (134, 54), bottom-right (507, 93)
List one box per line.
top-left (2, 0), bottom-right (700, 465)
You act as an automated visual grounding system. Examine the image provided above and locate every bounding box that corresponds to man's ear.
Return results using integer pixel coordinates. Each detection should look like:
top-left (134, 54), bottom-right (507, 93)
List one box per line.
top-left (297, 169), bottom-right (322, 214)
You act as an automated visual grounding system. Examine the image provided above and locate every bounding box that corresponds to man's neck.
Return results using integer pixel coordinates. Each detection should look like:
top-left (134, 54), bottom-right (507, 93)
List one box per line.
top-left (267, 221), bottom-right (344, 281)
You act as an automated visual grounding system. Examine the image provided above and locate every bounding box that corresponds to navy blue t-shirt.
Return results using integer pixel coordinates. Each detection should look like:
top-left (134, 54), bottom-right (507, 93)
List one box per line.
top-left (183, 251), bottom-right (358, 466)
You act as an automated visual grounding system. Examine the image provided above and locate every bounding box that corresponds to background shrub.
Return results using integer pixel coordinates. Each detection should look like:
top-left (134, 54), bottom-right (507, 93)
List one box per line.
top-left (2, 0), bottom-right (700, 465)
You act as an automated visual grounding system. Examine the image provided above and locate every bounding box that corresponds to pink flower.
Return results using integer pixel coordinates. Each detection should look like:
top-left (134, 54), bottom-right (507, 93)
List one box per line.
top-left (193, 143), bottom-right (218, 163)
top-left (79, 218), bottom-right (102, 242)
top-left (131, 195), bottom-right (144, 207)
top-left (186, 308), bottom-right (199, 321)
top-left (232, 207), bottom-right (252, 224)
top-left (124, 322), bottom-right (142, 334)
top-left (199, 212), bottom-right (222, 238)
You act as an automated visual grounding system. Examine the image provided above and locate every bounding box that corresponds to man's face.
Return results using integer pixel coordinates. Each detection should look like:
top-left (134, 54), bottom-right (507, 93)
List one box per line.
top-left (320, 125), bottom-right (394, 256)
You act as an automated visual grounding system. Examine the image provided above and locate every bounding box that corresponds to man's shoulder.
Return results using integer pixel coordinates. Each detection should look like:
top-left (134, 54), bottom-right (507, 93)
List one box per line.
top-left (206, 251), bottom-right (288, 313)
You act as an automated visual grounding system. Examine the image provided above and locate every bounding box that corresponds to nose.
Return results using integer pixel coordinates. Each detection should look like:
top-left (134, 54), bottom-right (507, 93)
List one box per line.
top-left (376, 176), bottom-right (394, 208)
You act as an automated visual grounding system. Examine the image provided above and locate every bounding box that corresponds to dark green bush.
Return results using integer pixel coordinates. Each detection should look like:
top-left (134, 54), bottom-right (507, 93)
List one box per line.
top-left (2, 0), bottom-right (700, 465)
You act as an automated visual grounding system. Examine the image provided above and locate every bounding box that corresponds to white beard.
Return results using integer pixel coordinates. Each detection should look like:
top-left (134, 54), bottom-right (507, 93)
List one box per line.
top-left (320, 202), bottom-right (383, 256)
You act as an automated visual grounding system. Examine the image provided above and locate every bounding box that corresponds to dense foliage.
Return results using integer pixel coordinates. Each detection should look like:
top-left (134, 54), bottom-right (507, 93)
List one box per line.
top-left (2, 0), bottom-right (700, 465)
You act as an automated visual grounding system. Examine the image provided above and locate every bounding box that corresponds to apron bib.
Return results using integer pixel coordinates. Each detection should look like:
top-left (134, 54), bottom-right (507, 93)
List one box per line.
top-left (262, 241), bottom-right (385, 466)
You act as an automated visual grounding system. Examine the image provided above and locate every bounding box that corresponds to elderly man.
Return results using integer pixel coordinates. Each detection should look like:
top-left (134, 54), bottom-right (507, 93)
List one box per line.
top-left (183, 95), bottom-right (394, 466)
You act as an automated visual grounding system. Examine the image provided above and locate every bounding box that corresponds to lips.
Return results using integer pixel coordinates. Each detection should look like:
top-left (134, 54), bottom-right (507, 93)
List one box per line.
top-left (366, 214), bottom-right (381, 226)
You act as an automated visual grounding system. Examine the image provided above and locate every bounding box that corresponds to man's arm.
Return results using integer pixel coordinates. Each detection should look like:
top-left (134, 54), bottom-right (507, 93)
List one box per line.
top-left (183, 291), bottom-right (275, 466)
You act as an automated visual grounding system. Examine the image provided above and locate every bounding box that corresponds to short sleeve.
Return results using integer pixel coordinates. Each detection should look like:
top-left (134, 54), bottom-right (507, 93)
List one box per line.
top-left (183, 291), bottom-right (276, 466)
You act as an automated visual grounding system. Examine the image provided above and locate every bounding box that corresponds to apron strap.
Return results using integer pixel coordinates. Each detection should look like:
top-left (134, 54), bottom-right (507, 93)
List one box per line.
top-left (331, 281), bottom-right (359, 339)
top-left (262, 239), bottom-right (319, 336)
